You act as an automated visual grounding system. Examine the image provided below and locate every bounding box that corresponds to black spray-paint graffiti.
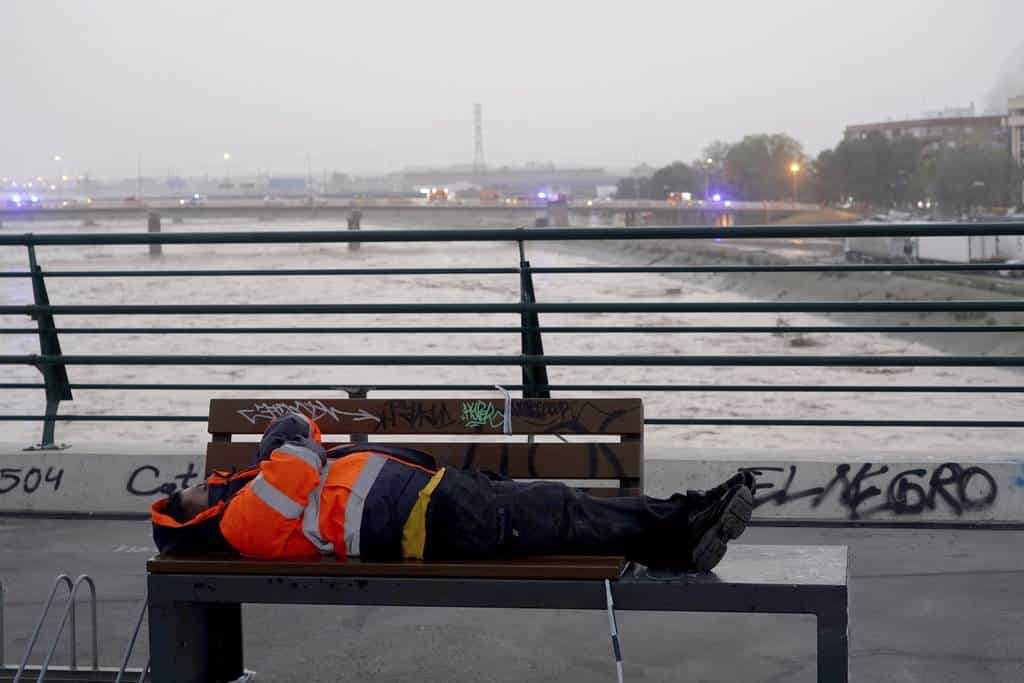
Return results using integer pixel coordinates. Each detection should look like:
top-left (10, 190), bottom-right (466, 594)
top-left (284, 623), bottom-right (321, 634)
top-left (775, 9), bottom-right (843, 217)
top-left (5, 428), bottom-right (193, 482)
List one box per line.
top-left (451, 441), bottom-right (631, 481)
top-left (0, 466), bottom-right (64, 495)
top-left (380, 400), bottom-right (457, 431)
top-left (126, 462), bottom-right (201, 496)
top-left (515, 400), bottom-right (638, 434)
top-left (741, 463), bottom-right (998, 520)
top-left (511, 400), bottom-right (573, 422)
top-left (456, 401), bottom-right (641, 480)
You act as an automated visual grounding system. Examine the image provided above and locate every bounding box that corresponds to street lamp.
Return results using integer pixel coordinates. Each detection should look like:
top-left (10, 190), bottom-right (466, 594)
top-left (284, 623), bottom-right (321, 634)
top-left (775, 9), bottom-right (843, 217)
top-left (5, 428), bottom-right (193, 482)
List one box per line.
top-left (222, 153), bottom-right (232, 188)
top-left (53, 155), bottom-right (64, 189)
top-left (789, 162), bottom-right (801, 202)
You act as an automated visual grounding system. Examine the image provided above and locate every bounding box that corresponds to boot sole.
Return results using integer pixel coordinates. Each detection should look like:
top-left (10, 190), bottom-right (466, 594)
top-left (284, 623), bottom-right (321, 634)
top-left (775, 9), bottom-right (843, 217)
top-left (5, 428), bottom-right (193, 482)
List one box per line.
top-left (690, 485), bottom-right (753, 572)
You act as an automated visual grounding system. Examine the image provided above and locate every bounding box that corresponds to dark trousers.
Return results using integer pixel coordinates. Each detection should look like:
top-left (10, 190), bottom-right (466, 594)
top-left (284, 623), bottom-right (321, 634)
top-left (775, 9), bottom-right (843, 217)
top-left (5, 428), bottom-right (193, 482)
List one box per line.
top-left (424, 469), bottom-right (693, 567)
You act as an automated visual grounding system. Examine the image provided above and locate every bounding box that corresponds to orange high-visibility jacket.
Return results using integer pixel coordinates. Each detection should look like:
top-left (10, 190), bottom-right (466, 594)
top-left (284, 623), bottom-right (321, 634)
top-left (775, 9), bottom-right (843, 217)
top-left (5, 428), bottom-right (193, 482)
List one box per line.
top-left (218, 433), bottom-right (444, 560)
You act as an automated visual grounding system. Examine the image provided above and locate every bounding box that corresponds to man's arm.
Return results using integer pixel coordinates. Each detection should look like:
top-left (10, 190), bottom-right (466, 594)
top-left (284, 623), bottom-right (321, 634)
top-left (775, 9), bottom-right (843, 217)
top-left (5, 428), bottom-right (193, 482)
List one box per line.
top-left (221, 436), bottom-right (327, 558)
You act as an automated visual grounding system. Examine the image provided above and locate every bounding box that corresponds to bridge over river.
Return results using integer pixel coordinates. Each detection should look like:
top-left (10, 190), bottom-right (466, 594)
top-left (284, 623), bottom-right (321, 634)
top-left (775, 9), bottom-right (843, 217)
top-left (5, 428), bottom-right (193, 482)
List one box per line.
top-left (0, 197), bottom-right (820, 228)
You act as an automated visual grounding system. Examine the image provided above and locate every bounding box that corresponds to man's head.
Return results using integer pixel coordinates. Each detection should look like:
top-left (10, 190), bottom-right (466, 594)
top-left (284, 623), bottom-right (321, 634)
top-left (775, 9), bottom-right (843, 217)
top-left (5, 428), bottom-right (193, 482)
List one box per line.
top-left (164, 482), bottom-right (210, 524)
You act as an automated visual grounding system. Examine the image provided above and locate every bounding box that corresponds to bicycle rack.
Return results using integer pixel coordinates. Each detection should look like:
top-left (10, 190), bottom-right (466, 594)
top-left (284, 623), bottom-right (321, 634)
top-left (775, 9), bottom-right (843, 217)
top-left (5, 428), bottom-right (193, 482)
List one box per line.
top-left (12, 575), bottom-right (75, 683)
top-left (1, 580), bottom-right (6, 668)
top-left (114, 601), bottom-right (148, 683)
top-left (3, 574), bottom-right (148, 683)
top-left (34, 575), bottom-right (99, 682)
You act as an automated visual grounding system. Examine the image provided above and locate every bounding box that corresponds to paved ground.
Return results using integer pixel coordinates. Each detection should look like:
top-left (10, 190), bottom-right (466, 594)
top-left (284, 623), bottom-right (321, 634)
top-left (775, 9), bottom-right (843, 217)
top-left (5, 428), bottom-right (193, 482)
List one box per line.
top-left (1, 518), bottom-right (1022, 682)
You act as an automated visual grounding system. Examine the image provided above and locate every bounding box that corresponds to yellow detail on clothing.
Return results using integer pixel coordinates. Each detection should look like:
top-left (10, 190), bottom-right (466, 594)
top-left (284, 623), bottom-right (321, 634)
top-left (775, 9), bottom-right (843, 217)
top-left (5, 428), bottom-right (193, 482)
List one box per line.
top-left (401, 467), bottom-right (446, 560)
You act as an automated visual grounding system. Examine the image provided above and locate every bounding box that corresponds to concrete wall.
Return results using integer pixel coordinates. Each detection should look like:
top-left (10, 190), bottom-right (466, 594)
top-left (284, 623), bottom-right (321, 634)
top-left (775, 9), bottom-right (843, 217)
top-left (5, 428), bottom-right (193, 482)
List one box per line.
top-left (0, 445), bottom-right (202, 516)
top-left (3, 443), bottom-right (1024, 525)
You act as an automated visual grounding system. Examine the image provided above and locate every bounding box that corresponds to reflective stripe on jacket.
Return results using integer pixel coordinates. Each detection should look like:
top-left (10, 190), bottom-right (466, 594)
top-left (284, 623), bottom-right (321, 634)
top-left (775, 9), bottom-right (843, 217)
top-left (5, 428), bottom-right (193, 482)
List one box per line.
top-left (220, 439), bottom-right (441, 560)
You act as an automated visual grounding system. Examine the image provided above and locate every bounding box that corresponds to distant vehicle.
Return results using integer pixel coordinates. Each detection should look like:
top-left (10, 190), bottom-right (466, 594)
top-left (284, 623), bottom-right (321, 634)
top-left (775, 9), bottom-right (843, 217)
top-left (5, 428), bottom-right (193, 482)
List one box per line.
top-left (262, 195), bottom-right (287, 206)
top-left (999, 259), bottom-right (1024, 278)
top-left (479, 189), bottom-right (501, 201)
top-left (123, 196), bottom-right (146, 205)
top-left (5, 193), bottom-right (40, 209)
top-left (917, 236), bottom-right (973, 264)
top-left (665, 191), bottom-right (693, 203)
top-left (845, 237), bottom-right (915, 263)
top-left (178, 193), bottom-right (205, 206)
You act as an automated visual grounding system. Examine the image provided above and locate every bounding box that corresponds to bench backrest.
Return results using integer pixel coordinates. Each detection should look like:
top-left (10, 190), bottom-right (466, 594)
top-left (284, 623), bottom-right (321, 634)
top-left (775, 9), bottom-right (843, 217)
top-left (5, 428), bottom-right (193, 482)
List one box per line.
top-left (206, 398), bottom-right (643, 496)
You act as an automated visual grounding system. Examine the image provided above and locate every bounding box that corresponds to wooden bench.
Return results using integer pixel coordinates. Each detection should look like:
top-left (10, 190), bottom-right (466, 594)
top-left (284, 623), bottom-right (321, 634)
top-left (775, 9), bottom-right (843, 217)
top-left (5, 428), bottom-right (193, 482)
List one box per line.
top-left (147, 397), bottom-right (849, 682)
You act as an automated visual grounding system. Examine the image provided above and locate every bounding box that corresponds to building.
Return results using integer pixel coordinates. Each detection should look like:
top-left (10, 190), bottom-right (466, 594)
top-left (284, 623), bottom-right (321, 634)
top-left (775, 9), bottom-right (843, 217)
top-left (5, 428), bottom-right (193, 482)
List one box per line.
top-left (845, 104), bottom-right (1007, 145)
top-left (1009, 96), bottom-right (1024, 205)
top-left (847, 99), bottom-right (1024, 205)
top-left (1010, 95), bottom-right (1024, 169)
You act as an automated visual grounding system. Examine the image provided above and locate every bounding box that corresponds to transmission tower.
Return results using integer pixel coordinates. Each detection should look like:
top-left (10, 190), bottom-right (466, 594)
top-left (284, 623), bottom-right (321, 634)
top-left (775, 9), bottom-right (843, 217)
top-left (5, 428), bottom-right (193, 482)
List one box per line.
top-left (473, 103), bottom-right (486, 176)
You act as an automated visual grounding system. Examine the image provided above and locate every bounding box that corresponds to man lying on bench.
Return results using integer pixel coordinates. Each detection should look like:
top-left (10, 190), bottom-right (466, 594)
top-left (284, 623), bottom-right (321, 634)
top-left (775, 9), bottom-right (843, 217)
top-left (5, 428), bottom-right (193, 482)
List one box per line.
top-left (152, 414), bottom-right (754, 572)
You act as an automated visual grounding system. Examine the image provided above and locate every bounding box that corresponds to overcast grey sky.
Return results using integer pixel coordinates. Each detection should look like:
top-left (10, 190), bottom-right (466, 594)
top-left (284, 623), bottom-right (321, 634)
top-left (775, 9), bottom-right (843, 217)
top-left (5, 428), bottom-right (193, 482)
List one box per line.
top-left (3, 0), bottom-right (1023, 178)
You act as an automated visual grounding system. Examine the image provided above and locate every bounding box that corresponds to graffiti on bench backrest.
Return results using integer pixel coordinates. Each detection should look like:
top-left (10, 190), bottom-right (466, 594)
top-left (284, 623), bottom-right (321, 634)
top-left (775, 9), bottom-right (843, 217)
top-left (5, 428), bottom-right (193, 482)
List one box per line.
top-left (236, 400), bottom-right (380, 426)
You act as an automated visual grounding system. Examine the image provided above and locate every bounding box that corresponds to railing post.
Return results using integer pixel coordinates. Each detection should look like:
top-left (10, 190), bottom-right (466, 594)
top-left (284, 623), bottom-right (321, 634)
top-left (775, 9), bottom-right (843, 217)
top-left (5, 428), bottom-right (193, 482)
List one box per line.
top-left (342, 387), bottom-right (371, 442)
top-left (25, 243), bottom-right (72, 451)
top-left (347, 210), bottom-right (362, 252)
top-left (518, 240), bottom-right (549, 398)
top-left (147, 212), bottom-right (162, 258)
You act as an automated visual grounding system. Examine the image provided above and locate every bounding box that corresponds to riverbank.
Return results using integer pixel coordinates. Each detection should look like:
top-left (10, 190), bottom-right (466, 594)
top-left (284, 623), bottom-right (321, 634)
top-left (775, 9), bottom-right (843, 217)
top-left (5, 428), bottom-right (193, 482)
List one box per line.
top-left (548, 234), bottom-right (1024, 359)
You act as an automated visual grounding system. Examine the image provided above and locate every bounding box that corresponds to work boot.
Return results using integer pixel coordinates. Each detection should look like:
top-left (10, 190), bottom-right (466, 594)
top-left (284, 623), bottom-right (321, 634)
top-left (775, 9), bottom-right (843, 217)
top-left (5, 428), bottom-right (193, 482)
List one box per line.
top-left (709, 471), bottom-right (757, 498)
top-left (683, 471), bottom-right (757, 512)
top-left (684, 484), bottom-right (754, 572)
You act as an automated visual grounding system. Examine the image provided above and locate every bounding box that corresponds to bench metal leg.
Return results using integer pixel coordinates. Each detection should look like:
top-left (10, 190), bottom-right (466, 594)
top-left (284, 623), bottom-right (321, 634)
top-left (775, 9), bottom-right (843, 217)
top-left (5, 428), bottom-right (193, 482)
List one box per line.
top-left (816, 600), bottom-right (849, 683)
top-left (148, 598), bottom-right (243, 683)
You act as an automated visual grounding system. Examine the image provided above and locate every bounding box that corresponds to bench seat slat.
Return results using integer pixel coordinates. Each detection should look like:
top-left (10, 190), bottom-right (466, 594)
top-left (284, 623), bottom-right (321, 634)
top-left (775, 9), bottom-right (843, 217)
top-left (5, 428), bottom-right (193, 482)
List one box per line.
top-left (148, 554), bottom-right (627, 580)
top-left (205, 441), bottom-right (642, 479)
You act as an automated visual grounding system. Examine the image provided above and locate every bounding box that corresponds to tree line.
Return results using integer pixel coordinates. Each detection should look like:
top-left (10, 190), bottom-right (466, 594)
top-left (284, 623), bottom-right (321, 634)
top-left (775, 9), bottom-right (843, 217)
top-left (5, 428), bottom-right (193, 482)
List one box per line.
top-left (617, 131), bottom-right (1021, 213)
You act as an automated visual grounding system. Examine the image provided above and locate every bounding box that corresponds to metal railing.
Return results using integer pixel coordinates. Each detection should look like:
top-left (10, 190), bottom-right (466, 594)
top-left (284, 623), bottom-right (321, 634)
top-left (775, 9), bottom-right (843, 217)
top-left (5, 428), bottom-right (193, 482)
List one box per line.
top-left (1, 581), bottom-right (5, 668)
top-left (1, 224), bottom-right (1023, 447)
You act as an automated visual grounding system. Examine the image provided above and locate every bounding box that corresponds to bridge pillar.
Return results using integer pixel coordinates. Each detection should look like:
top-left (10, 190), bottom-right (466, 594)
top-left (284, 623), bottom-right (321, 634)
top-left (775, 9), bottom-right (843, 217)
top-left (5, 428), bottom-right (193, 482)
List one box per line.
top-left (548, 202), bottom-right (569, 227)
top-left (147, 212), bottom-right (162, 258)
top-left (347, 210), bottom-right (362, 251)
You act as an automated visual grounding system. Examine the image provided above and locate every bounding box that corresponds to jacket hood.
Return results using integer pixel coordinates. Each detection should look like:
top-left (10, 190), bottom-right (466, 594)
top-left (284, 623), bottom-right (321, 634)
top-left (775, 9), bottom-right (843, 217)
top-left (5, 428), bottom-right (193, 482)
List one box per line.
top-left (151, 496), bottom-right (232, 555)
top-left (252, 413), bottom-right (322, 465)
top-left (151, 467), bottom-right (264, 555)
